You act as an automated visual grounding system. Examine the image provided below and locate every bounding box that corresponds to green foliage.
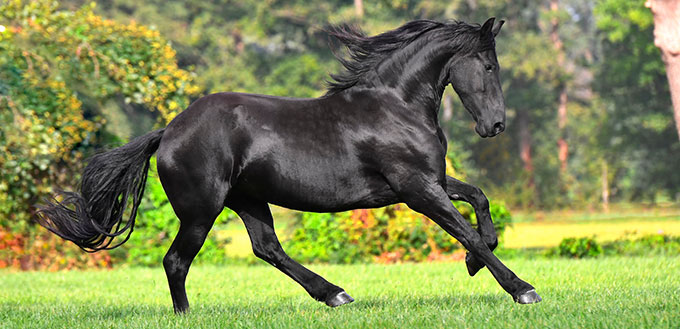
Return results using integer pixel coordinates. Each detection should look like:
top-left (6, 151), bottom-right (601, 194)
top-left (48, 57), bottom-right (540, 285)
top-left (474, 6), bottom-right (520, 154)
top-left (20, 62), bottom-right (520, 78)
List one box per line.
top-left (594, 0), bottom-right (680, 201)
top-left (283, 212), bottom-right (358, 264)
top-left (486, 202), bottom-right (513, 239)
top-left (0, 0), bottom-right (198, 269)
top-left (54, 0), bottom-right (679, 209)
top-left (549, 236), bottom-right (603, 258)
top-left (601, 234), bottom-right (680, 257)
top-left (0, 0), bottom-right (199, 228)
top-left (549, 234), bottom-right (680, 259)
top-left (284, 201), bottom-right (512, 264)
top-left (595, 0), bottom-right (653, 43)
top-left (265, 54), bottom-right (327, 98)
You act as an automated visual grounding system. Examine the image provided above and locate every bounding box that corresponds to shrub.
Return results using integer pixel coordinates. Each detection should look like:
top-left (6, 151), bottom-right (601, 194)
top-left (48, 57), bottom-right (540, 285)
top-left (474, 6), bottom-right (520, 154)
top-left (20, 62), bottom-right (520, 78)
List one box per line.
top-left (0, 0), bottom-right (199, 231)
top-left (0, 227), bottom-right (112, 271)
top-left (0, 0), bottom-right (199, 269)
top-left (601, 233), bottom-right (680, 256)
top-left (283, 201), bottom-right (513, 264)
top-left (0, 157), bottom-right (236, 270)
top-left (548, 236), bottom-right (603, 258)
top-left (548, 234), bottom-right (680, 259)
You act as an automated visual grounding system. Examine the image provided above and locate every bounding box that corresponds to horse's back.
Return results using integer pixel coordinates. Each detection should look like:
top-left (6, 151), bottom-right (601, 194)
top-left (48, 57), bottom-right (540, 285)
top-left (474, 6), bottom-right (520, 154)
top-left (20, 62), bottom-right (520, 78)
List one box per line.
top-left (156, 91), bottom-right (402, 212)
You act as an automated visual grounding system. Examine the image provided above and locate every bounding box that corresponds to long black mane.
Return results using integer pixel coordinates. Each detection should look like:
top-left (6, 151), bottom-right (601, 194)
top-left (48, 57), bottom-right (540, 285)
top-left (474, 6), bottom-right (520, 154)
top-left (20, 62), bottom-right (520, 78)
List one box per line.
top-left (325, 19), bottom-right (495, 95)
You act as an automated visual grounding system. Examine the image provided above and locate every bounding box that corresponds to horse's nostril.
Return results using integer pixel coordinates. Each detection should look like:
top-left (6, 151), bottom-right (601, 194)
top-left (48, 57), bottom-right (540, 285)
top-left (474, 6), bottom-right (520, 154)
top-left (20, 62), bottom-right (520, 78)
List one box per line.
top-left (493, 122), bottom-right (505, 134)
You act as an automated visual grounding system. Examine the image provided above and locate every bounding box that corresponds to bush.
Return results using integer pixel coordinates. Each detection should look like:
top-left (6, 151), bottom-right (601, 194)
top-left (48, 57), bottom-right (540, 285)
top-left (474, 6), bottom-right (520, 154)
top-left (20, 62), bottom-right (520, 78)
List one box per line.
top-left (283, 201), bottom-right (513, 264)
top-left (601, 234), bottom-right (680, 256)
top-left (0, 227), bottom-right (113, 271)
top-left (548, 234), bottom-right (680, 259)
top-left (0, 1), bottom-right (199, 270)
top-left (0, 157), bottom-right (236, 270)
top-left (548, 236), bottom-right (603, 258)
top-left (0, 0), bottom-right (199, 231)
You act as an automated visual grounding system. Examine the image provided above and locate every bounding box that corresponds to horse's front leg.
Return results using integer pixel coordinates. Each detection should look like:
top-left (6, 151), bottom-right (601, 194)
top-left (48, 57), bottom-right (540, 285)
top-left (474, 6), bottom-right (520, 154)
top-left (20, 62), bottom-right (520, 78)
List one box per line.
top-left (445, 176), bottom-right (497, 276)
top-left (393, 177), bottom-right (541, 304)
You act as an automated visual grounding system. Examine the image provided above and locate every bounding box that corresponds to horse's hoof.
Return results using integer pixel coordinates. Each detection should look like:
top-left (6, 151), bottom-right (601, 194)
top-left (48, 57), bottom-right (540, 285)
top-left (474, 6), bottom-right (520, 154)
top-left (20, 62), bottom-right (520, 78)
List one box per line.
top-left (514, 289), bottom-right (542, 304)
top-left (465, 252), bottom-right (485, 277)
top-left (325, 290), bottom-right (354, 307)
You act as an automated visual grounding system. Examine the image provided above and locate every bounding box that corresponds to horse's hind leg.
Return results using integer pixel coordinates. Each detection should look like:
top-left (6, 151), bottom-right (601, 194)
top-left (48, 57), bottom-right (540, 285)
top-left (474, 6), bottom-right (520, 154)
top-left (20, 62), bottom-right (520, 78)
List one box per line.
top-left (227, 195), bottom-right (354, 307)
top-left (163, 218), bottom-right (217, 313)
top-left (158, 162), bottom-right (226, 313)
top-left (445, 176), bottom-right (497, 276)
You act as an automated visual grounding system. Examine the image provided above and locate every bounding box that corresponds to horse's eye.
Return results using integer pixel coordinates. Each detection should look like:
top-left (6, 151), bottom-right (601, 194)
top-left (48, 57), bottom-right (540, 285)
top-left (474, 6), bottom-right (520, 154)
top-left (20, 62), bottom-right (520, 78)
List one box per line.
top-left (485, 64), bottom-right (494, 72)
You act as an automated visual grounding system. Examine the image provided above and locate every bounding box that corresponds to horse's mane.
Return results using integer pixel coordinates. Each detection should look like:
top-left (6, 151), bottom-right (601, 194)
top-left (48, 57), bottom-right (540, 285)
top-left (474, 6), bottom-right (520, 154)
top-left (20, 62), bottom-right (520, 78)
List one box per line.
top-left (324, 20), bottom-right (494, 95)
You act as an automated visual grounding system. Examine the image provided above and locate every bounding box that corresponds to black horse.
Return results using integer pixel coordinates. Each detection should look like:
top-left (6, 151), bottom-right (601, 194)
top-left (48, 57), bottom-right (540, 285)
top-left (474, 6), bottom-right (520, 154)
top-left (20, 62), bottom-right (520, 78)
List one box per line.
top-left (38, 18), bottom-right (542, 313)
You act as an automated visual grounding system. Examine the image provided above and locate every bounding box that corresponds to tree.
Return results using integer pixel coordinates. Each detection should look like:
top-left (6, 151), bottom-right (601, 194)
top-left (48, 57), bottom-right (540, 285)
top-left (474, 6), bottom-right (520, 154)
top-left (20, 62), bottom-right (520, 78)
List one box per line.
top-left (595, 0), bottom-right (680, 201)
top-left (0, 0), bottom-right (198, 230)
top-left (646, 0), bottom-right (680, 141)
top-left (548, 0), bottom-right (569, 172)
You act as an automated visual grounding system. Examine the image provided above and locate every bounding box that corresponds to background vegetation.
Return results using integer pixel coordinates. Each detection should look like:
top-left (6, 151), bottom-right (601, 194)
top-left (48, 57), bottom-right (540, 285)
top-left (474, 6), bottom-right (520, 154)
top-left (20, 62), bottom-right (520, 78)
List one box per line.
top-left (1, 0), bottom-right (679, 269)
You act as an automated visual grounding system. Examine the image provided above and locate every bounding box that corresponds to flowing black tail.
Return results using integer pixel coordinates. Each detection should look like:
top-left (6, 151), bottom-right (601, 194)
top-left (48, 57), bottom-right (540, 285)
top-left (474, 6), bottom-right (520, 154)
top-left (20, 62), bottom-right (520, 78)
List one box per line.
top-left (36, 129), bottom-right (165, 252)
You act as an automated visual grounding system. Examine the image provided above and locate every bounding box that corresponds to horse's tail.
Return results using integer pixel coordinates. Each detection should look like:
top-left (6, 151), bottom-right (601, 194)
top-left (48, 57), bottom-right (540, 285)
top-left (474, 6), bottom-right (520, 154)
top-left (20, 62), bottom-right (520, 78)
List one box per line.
top-left (36, 129), bottom-right (166, 252)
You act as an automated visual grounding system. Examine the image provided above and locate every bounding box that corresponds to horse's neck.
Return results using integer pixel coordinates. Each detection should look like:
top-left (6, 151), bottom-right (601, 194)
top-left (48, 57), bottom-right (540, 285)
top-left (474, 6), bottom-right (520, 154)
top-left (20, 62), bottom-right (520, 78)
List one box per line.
top-left (371, 38), bottom-right (452, 112)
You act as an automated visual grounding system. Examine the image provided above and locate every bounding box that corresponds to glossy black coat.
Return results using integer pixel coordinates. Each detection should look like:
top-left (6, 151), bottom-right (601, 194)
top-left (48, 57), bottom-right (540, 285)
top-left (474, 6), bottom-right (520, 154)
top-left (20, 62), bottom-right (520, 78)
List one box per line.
top-left (38, 18), bottom-right (541, 313)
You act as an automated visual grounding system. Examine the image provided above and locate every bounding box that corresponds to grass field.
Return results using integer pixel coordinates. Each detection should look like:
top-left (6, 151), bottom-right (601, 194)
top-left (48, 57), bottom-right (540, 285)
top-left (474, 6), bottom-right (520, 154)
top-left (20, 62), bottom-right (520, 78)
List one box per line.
top-left (1, 257), bottom-right (678, 328)
top-left (504, 219), bottom-right (680, 248)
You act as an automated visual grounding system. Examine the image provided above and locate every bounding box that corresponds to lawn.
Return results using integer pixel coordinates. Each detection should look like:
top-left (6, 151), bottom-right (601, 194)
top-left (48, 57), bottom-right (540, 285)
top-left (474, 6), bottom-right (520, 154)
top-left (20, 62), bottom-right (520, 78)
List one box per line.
top-left (504, 219), bottom-right (680, 248)
top-left (1, 257), bottom-right (678, 328)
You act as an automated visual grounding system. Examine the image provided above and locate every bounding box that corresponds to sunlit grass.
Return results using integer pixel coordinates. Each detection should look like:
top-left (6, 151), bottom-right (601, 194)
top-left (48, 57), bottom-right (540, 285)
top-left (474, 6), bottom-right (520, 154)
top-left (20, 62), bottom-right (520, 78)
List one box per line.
top-left (504, 219), bottom-right (680, 248)
top-left (1, 257), bottom-right (678, 328)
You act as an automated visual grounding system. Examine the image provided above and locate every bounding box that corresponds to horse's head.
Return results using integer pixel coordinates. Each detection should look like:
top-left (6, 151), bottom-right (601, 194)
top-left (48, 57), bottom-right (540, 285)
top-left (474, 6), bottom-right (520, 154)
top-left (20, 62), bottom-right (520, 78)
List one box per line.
top-left (447, 18), bottom-right (505, 138)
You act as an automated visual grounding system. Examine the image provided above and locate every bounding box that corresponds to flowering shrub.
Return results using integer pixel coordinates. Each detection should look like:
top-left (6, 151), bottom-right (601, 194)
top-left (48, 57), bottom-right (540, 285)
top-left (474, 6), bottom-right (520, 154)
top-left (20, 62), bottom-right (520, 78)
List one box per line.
top-left (284, 201), bottom-right (512, 264)
top-left (0, 226), bottom-right (112, 270)
top-left (0, 0), bottom-right (199, 269)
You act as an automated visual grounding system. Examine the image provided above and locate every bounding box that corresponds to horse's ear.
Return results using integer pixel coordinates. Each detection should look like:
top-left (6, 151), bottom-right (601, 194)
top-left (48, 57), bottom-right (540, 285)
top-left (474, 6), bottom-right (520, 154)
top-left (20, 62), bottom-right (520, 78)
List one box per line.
top-left (492, 19), bottom-right (505, 37)
top-left (480, 17), bottom-right (495, 38)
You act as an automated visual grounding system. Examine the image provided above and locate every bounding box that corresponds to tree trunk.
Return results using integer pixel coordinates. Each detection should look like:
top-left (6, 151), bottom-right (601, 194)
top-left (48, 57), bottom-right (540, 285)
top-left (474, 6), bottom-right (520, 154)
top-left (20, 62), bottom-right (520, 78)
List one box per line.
top-left (601, 161), bottom-right (609, 212)
top-left (646, 0), bottom-right (680, 141)
top-left (557, 89), bottom-right (568, 171)
top-left (666, 57), bottom-right (680, 141)
top-left (551, 0), bottom-right (569, 171)
top-left (354, 0), bottom-right (364, 18)
top-left (517, 110), bottom-right (535, 190)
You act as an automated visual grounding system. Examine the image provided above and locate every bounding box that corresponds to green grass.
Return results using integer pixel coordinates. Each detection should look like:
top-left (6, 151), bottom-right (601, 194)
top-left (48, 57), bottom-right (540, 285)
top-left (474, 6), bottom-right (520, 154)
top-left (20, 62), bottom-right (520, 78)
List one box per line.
top-left (504, 219), bottom-right (680, 248)
top-left (1, 257), bottom-right (678, 328)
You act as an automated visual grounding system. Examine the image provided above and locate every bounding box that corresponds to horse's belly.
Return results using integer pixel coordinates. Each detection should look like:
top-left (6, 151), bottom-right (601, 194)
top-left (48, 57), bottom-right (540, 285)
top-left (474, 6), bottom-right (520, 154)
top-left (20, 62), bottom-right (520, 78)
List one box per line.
top-left (234, 161), bottom-right (398, 212)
